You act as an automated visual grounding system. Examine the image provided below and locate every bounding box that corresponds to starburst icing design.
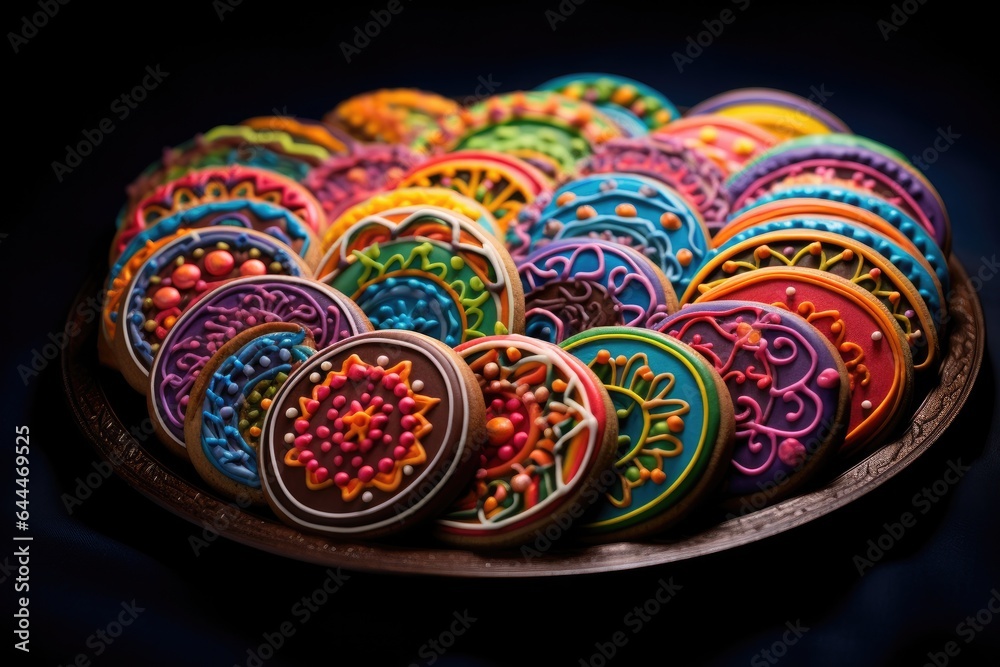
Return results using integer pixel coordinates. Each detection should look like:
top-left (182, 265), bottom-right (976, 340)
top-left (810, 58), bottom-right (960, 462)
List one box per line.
top-left (585, 349), bottom-right (689, 508)
top-left (282, 354), bottom-right (437, 502)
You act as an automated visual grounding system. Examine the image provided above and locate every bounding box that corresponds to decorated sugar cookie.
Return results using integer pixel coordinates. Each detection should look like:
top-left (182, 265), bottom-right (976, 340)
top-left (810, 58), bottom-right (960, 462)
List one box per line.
top-left (536, 73), bottom-right (681, 135)
top-left (686, 88), bottom-right (851, 140)
top-left (120, 124), bottom-right (349, 228)
top-left (695, 267), bottom-right (914, 456)
top-left (302, 143), bottom-right (424, 224)
top-left (723, 184), bottom-right (950, 296)
top-left (508, 172), bottom-right (710, 294)
top-left (577, 136), bottom-right (731, 233)
top-left (685, 226), bottom-right (941, 372)
top-left (652, 115), bottom-right (778, 175)
top-left (103, 201), bottom-right (319, 347)
top-left (148, 275), bottom-right (371, 455)
top-left (325, 88), bottom-right (460, 145)
top-left (519, 239), bottom-right (679, 343)
top-left (414, 91), bottom-right (620, 179)
top-left (658, 303), bottom-right (849, 509)
top-left (711, 216), bottom-right (946, 332)
top-left (318, 208), bottom-right (524, 346)
top-left (184, 323), bottom-right (316, 504)
top-left (260, 330), bottom-right (485, 539)
top-left (112, 165), bottom-right (327, 265)
top-left (437, 334), bottom-right (618, 549)
top-left (726, 140), bottom-right (951, 252)
top-left (239, 116), bottom-right (355, 155)
top-left (115, 228), bottom-right (311, 393)
top-left (559, 327), bottom-right (735, 540)
top-left (398, 150), bottom-right (549, 235)
top-left (320, 187), bottom-right (498, 250)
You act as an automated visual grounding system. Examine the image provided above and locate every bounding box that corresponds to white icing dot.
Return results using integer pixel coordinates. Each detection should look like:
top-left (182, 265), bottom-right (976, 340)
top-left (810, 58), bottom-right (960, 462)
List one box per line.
top-left (284, 433), bottom-right (295, 443)
top-left (861, 400), bottom-right (873, 410)
top-left (362, 491), bottom-right (373, 503)
top-left (309, 372), bottom-right (321, 383)
top-left (377, 355), bottom-right (389, 367)
top-left (411, 380), bottom-right (424, 392)
top-left (403, 465), bottom-right (414, 476)
top-left (285, 408), bottom-right (298, 419)
top-left (786, 286), bottom-right (796, 297)
top-left (321, 361), bottom-right (333, 371)
top-left (871, 331), bottom-right (883, 341)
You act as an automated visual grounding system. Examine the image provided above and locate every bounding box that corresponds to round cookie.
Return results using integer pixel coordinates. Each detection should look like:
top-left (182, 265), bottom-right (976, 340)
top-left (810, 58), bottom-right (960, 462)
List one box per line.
top-left (519, 239), bottom-right (679, 343)
top-left (115, 227), bottom-right (311, 394)
top-left (436, 334), bottom-right (618, 549)
top-left (695, 267), bottom-right (914, 456)
top-left (103, 201), bottom-right (320, 347)
top-left (398, 150), bottom-right (549, 235)
top-left (260, 330), bottom-right (485, 539)
top-left (559, 327), bottom-right (735, 539)
top-left (684, 226), bottom-right (941, 372)
top-left (712, 214), bottom-right (947, 331)
top-left (686, 88), bottom-right (851, 140)
top-left (302, 143), bottom-right (424, 224)
top-left (239, 116), bottom-right (355, 155)
top-left (325, 88), bottom-right (460, 145)
top-left (577, 136), bottom-right (731, 233)
top-left (414, 91), bottom-right (620, 179)
top-left (318, 207), bottom-right (524, 345)
top-left (320, 187), bottom-right (499, 250)
top-left (652, 115), bottom-right (779, 175)
top-left (509, 172), bottom-right (710, 294)
top-left (148, 275), bottom-right (371, 456)
top-left (658, 303), bottom-right (850, 510)
top-left (112, 165), bottom-right (327, 265)
top-left (536, 73), bottom-right (681, 135)
top-left (184, 323), bottom-right (317, 504)
top-left (723, 184), bottom-right (950, 296)
top-left (725, 141), bottom-right (951, 252)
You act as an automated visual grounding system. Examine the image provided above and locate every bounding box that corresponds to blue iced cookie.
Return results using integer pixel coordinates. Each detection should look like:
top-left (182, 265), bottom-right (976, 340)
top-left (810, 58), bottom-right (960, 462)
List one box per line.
top-left (536, 73), bottom-right (680, 136)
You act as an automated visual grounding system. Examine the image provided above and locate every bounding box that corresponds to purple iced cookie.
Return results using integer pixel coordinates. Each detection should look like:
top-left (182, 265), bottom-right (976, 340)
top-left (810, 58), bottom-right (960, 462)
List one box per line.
top-left (726, 142), bottom-right (950, 252)
top-left (518, 239), bottom-right (679, 343)
top-left (658, 301), bottom-right (849, 511)
top-left (302, 144), bottom-right (425, 225)
top-left (147, 275), bottom-right (371, 455)
top-left (577, 136), bottom-right (730, 233)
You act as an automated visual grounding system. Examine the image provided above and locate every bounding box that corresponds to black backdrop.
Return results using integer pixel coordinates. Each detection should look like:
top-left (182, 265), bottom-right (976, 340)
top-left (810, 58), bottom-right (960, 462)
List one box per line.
top-left (3, 1), bottom-right (999, 665)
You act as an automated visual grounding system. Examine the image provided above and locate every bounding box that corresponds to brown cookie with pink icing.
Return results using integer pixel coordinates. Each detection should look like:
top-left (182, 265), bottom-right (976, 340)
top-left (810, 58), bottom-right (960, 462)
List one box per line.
top-left (260, 330), bottom-right (486, 539)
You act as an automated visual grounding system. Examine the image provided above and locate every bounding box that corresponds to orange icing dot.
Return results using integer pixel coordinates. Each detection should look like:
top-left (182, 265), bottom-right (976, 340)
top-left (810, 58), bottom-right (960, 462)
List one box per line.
top-left (667, 416), bottom-right (685, 432)
top-left (576, 205), bottom-right (597, 220)
top-left (677, 249), bottom-right (693, 266)
top-left (615, 203), bottom-right (637, 217)
top-left (660, 212), bottom-right (682, 230)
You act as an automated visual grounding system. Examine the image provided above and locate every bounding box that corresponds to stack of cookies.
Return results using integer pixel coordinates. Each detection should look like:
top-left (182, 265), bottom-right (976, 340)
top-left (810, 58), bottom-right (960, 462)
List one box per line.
top-left (99, 75), bottom-right (951, 550)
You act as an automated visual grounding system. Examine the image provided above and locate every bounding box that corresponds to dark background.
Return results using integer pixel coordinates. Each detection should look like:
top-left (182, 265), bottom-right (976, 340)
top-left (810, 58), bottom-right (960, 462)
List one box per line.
top-left (3, 0), bottom-right (999, 665)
